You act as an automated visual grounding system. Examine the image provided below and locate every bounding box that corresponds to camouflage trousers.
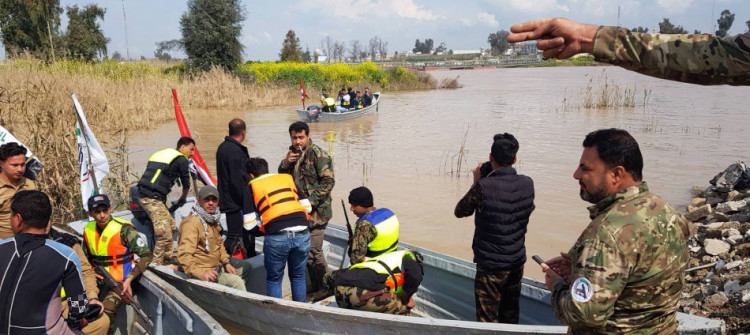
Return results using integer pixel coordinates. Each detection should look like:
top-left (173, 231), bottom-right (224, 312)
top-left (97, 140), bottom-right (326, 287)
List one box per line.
top-left (138, 196), bottom-right (175, 265)
top-left (101, 289), bottom-right (125, 334)
top-left (334, 286), bottom-right (408, 315)
top-left (61, 299), bottom-right (110, 335)
top-left (475, 265), bottom-right (524, 323)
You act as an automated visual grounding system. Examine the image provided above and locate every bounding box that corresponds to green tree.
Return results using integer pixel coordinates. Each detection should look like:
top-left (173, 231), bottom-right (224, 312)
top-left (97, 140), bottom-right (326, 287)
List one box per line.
top-left (658, 18), bottom-right (687, 34)
top-left (154, 39), bottom-right (182, 61)
top-left (279, 29), bottom-right (302, 62)
top-left (632, 26), bottom-right (649, 33)
top-left (746, 19), bottom-right (750, 32)
top-left (487, 30), bottom-right (510, 55)
top-left (180, 0), bottom-right (244, 71)
top-left (302, 45), bottom-right (311, 63)
top-left (412, 38), bottom-right (433, 54)
top-left (111, 50), bottom-right (122, 61)
top-left (0, 0), bottom-right (63, 59)
top-left (63, 5), bottom-right (108, 62)
top-left (716, 9), bottom-right (735, 37)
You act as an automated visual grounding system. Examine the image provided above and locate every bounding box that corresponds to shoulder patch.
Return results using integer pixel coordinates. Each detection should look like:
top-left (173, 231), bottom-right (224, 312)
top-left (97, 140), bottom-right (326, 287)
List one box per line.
top-left (571, 277), bottom-right (594, 303)
top-left (136, 237), bottom-right (146, 247)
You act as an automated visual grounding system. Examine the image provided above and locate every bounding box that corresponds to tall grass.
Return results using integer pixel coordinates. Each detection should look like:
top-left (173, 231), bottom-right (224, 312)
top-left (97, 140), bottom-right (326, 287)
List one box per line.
top-left (579, 70), bottom-right (649, 109)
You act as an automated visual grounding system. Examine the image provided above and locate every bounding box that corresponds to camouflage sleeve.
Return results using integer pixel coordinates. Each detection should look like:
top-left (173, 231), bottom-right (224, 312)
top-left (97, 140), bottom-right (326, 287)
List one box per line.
top-left (309, 149), bottom-right (335, 208)
top-left (551, 233), bottom-right (630, 328)
top-left (121, 224), bottom-right (153, 280)
top-left (278, 158), bottom-right (293, 174)
top-left (593, 26), bottom-right (750, 85)
top-left (72, 243), bottom-right (99, 299)
top-left (454, 183), bottom-right (483, 218)
top-left (348, 221), bottom-right (377, 264)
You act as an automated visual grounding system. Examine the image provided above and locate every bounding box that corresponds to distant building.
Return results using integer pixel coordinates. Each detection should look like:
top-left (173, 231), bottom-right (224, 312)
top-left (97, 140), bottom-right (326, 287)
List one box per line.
top-left (317, 54), bottom-right (328, 63)
top-left (509, 41), bottom-right (538, 56)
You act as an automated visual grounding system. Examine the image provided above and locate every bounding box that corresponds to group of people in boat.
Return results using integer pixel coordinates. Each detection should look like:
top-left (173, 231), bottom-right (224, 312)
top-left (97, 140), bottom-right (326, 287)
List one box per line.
top-left (320, 87), bottom-right (374, 113)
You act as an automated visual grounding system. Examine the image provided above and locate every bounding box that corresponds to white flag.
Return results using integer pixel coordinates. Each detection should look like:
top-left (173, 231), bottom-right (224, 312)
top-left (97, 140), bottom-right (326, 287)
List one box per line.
top-left (0, 126), bottom-right (44, 180)
top-left (72, 94), bottom-right (109, 210)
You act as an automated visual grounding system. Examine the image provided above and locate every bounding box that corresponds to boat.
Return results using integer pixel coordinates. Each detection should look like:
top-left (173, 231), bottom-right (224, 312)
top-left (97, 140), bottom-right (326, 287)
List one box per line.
top-left (297, 92), bottom-right (380, 122)
top-left (69, 205), bottom-right (724, 334)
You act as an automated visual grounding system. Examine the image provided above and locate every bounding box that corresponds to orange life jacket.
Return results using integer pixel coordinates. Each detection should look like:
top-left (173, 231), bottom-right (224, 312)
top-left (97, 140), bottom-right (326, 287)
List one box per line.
top-left (249, 173), bottom-right (310, 233)
top-left (83, 217), bottom-right (136, 282)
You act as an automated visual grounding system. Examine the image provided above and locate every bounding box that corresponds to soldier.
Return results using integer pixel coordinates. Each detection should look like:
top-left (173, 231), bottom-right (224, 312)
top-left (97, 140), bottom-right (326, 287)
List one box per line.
top-left (332, 250), bottom-right (423, 315)
top-left (347, 186), bottom-right (400, 264)
top-left (541, 129), bottom-right (690, 333)
top-left (279, 121), bottom-right (335, 294)
top-left (81, 194), bottom-right (153, 333)
top-left (0, 142), bottom-right (37, 239)
top-left (507, 17), bottom-right (750, 85)
top-left (137, 137), bottom-right (194, 265)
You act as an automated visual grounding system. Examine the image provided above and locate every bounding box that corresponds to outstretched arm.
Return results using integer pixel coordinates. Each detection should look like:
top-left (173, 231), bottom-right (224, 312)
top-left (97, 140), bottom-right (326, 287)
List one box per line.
top-left (508, 18), bottom-right (598, 59)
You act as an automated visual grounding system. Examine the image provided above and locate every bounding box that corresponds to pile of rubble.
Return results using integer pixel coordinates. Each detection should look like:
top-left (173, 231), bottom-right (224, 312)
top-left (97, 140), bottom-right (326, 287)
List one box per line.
top-left (680, 162), bottom-right (750, 334)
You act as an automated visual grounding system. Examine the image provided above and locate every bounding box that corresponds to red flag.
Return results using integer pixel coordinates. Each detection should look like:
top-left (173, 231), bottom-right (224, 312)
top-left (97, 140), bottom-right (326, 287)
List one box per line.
top-left (172, 88), bottom-right (217, 185)
top-left (299, 77), bottom-right (306, 104)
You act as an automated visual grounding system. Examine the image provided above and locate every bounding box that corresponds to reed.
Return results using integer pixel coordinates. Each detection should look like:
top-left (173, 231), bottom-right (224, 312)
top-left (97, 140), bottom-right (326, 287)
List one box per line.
top-left (580, 70), bottom-right (646, 109)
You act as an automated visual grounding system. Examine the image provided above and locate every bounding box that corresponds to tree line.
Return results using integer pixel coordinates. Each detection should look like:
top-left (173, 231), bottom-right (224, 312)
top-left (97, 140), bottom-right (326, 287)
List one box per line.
top-left (278, 30), bottom-right (390, 63)
top-left (631, 9), bottom-right (742, 36)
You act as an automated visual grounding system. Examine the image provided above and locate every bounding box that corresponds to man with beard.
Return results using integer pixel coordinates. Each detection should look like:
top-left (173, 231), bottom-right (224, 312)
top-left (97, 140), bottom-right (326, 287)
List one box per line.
top-left (541, 129), bottom-right (690, 333)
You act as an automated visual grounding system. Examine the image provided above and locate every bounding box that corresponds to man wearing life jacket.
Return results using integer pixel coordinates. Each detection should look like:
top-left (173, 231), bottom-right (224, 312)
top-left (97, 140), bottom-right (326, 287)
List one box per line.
top-left (321, 97), bottom-right (337, 113)
top-left (347, 186), bottom-right (399, 264)
top-left (332, 249), bottom-right (424, 315)
top-left (246, 157), bottom-right (312, 302)
top-left (82, 194), bottom-right (152, 333)
top-left (137, 137), bottom-right (195, 265)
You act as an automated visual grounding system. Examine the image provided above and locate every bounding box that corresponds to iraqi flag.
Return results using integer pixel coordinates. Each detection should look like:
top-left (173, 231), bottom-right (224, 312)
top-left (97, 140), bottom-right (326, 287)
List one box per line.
top-left (172, 89), bottom-right (216, 187)
top-left (0, 126), bottom-right (44, 180)
top-left (299, 77), bottom-right (306, 104)
top-left (72, 94), bottom-right (109, 210)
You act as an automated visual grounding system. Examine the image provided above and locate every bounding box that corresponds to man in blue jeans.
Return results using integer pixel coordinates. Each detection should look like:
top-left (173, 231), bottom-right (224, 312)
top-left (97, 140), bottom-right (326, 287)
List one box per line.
top-left (245, 157), bottom-right (312, 302)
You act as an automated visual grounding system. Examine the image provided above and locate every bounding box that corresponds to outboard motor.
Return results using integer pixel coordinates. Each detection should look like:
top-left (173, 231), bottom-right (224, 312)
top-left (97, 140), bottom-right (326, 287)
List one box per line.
top-left (306, 105), bottom-right (320, 122)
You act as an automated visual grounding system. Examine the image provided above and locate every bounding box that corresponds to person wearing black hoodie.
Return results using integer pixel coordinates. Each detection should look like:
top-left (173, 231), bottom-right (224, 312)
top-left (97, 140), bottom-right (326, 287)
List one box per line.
top-left (216, 118), bottom-right (256, 258)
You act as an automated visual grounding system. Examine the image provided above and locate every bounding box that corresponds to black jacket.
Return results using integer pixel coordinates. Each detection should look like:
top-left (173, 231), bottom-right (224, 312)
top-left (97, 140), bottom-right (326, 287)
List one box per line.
top-left (0, 233), bottom-right (88, 334)
top-left (473, 167), bottom-right (535, 270)
top-left (216, 136), bottom-right (253, 214)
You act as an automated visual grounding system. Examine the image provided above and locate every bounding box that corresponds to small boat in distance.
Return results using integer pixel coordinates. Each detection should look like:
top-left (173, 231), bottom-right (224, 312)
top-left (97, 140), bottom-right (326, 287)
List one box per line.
top-left (297, 92), bottom-right (380, 122)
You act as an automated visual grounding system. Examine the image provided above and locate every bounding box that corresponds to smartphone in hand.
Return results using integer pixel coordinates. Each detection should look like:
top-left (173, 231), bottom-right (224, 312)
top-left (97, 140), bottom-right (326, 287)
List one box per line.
top-left (532, 255), bottom-right (545, 265)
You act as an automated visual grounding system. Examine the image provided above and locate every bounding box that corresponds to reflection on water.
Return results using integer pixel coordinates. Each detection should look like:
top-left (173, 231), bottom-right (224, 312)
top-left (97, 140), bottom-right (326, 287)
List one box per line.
top-left (129, 67), bottom-right (749, 289)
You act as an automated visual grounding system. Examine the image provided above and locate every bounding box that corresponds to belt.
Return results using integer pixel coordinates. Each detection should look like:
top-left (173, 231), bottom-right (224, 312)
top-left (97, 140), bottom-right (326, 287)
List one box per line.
top-left (269, 228), bottom-right (309, 236)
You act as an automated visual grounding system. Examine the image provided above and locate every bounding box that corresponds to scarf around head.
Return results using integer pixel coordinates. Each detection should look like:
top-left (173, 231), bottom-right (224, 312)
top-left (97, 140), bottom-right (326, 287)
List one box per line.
top-left (190, 202), bottom-right (222, 251)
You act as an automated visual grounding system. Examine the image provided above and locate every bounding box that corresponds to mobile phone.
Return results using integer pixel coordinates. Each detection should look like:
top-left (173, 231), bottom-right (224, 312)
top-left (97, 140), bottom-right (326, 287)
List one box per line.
top-left (532, 255), bottom-right (545, 265)
top-left (289, 145), bottom-right (300, 154)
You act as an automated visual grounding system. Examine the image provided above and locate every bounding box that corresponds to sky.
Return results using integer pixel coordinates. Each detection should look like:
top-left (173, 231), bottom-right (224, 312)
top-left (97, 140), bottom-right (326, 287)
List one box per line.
top-left (2, 0), bottom-right (750, 61)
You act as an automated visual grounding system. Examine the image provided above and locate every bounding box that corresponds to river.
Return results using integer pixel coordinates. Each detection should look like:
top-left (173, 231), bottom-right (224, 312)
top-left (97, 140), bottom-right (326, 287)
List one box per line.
top-left (128, 66), bottom-right (749, 284)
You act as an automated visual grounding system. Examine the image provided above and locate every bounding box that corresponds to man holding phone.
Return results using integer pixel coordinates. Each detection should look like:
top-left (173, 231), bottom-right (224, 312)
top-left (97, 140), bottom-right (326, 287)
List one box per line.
top-left (454, 133), bottom-right (535, 324)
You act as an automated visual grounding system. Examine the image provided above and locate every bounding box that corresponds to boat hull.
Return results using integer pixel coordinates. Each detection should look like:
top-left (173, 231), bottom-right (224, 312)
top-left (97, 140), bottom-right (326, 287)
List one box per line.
top-left (297, 93), bottom-right (380, 122)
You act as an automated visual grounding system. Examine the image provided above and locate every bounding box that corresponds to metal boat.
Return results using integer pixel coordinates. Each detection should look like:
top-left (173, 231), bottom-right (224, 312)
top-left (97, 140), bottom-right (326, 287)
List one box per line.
top-left (297, 92), bottom-right (380, 122)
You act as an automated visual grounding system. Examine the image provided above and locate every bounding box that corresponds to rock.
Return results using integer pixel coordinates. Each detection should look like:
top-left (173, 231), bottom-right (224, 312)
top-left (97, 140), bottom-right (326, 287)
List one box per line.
top-left (722, 228), bottom-right (742, 237)
top-left (686, 204), bottom-right (713, 222)
top-left (715, 200), bottom-right (747, 213)
top-left (743, 289), bottom-right (750, 303)
top-left (702, 284), bottom-right (719, 296)
top-left (704, 239), bottom-right (731, 256)
top-left (692, 197), bottom-right (707, 206)
top-left (691, 186), bottom-right (706, 198)
top-left (726, 235), bottom-right (744, 245)
top-left (703, 221), bottom-right (725, 230)
top-left (736, 243), bottom-right (750, 257)
top-left (728, 190), bottom-right (741, 201)
top-left (704, 272), bottom-right (716, 283)
top-left (725, 260), bottom-right (744, 271)
top-left (723, 221), bottom-right (742, 229)
top-left (705, 196), bottom-right (725, 206)
top-left (703, 292), bottom-right (729, 308)
top-left (712, 212), bottom-right (731, 222)
top-left (680, 298), bottom-right (699, 309)
top-left (725, 280), bottom-right (742, 295)
top-left (710, 162), bottom-right (750, 191)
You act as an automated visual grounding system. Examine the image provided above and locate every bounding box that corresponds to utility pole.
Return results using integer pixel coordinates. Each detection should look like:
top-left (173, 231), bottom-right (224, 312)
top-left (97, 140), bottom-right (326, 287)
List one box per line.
top-left (47, 20), bottom-right (56, 62)
top-left (121, 0), bottom-right (130, 60)
top-left (617, 6), bottom-right (621, 27)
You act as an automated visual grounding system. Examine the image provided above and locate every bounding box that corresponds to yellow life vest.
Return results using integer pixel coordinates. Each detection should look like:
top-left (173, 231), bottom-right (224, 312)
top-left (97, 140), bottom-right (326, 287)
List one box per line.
top-left (137, 148), bottom-right (186, 197)
top-left (354, 208), bottom-right (399, 259)
top-left (349, 250), bottom-right (415, 295)
top-left (83, 217), bottom-right (136, 283)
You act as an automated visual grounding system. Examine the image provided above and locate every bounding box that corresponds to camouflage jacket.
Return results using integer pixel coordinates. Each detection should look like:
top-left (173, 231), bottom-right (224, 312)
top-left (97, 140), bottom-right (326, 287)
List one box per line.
top-left (551, 183), bottom-right (689, 334)
top-left (348, 220), bottom-right (377, 264)
top-left (279, 139), bottom-right (335, 227)
top-left (594, 26), bottom-right (750, 85)
top-left (82, 217), bottom-right (153, 282)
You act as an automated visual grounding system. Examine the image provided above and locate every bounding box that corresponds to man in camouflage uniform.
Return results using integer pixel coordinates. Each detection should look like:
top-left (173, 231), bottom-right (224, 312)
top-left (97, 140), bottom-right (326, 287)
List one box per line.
top-left (279, 121), bottom-right (335, 293)
top-left (81, 194), bottom-right (153, 334)
top-left (508, 17), bottom-right (750, 85)
top-left (541, 129), bottom-right (690, 333)
top-left (346, 186), bottom-right (400, 264)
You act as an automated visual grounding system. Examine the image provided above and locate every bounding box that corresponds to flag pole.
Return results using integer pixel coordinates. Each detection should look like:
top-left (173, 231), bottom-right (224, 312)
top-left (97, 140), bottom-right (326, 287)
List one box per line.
top-left (74, 109), bottom-right (99, 196)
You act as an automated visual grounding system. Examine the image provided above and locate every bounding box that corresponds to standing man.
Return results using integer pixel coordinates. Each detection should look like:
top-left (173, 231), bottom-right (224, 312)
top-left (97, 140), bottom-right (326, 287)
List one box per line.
top-left (454, 133), bottom-right (535, 324)
top-left (279, 121), bottom-right (335, 294)
top-left (82, 194), bottom-right (152, 333)
top-left (248, 157), bottom-right (312, 302)
top-left (137, 137), bottom-right (194, 265)
top-left (347, 186), bottom-right (400, 264)
top-left (216, 118), bottom-right (255, 258)
top-left (507, 17), bottom-right (750, 85)
top-left (362, 88), bottom-right (373, 107)
top-left (0, 143), bottom-right (37, 239)
top-left (0, 191), bottom-right (91, 334)
top-left (177, 186), bottom-right (246, 291)
top-left (541, 129), bottom-right (690, 333)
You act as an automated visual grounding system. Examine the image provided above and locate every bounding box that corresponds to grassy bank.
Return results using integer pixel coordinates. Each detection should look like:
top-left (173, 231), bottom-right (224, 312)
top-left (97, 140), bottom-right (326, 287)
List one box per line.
top-left (520, 54), bottom-right (599, 68)
top-left (0, 58), bottom-right (438, 223)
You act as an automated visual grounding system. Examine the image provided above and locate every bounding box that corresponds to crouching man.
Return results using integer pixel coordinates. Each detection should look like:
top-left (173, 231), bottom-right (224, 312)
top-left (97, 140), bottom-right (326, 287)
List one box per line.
top-left (332, 250), bottom-right (424, 315)
top-left (177, 186), bottom-right (246, 291)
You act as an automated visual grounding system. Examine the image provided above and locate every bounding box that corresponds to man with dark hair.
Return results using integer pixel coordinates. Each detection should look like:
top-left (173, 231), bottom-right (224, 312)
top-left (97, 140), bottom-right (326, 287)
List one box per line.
top-left (347, 186), bottom-right (400, 264)
top-left (247, 157), bottom-right (311, 302)
top-left (279, 121), bottom-right (335, 295)
top-left (454, 133), bottom-right (535, 324)
top-left (362, 88), bottom-right (372, 107)
top-left (138, 137), bottom-right (195, 265)
top-left (541, 128), bottom-right (690, 333)
top-left (0, 142), bottom-right (37, 239)
top-left (0, 191), bottom-right (93, 334)
top-left (216, 118), bottom-right (256, 258)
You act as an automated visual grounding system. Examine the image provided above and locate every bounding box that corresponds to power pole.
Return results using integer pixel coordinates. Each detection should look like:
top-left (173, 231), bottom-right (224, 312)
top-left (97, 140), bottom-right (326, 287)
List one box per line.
top-left (47, 20), bottom-right (56, 62)
top-left (121, 0), bottom-right (130, 60)
top-left (617, 6), bottom-right (621, 27)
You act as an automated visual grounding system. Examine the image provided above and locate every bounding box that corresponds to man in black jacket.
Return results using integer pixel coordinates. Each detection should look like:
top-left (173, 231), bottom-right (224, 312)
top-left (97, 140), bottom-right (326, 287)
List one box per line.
top-left (0, 190), bottom-right (92, 334)
top-left (216, 118), bottom-right (256, 258)
top-left (454, 133), bottom-right (535, 324)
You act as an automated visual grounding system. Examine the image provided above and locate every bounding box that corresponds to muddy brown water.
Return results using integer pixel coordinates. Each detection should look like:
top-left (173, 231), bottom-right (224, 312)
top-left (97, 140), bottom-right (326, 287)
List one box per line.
top-left (128, 66), bottom-right (748, 306)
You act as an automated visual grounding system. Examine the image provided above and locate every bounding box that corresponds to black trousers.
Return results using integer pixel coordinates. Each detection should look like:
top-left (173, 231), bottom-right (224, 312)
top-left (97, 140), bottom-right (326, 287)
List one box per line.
top-left (223, 210), bottom-right (256, 258)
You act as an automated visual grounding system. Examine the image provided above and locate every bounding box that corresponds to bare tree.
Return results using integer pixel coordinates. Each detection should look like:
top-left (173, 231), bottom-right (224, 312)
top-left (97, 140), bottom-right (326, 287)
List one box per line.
top-left (378, 40), bottom-right (388, 60)
top-left (320, 36), bottom-right (333, 63)
top-left (349, 40), bottom-right (361, 63)
top-left (334, 40), bottom-right (345, 62)
top-left (368, 36), bottom-right (380, 61)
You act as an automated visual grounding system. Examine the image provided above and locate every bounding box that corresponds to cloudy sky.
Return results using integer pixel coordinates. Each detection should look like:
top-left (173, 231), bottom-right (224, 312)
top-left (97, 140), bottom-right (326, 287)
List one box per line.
top-left (3, 0), bottom-right (750, 61)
